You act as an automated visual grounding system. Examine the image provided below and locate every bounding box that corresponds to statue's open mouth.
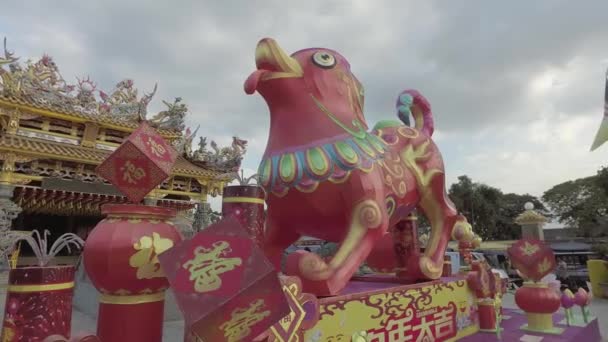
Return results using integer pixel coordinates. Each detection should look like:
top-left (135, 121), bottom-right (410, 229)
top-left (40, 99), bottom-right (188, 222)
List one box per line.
top-left (244, 38), bottom-right (303, 94)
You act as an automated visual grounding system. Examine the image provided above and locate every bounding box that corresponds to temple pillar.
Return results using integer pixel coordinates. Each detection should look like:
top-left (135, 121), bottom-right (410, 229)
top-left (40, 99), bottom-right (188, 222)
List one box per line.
top-left (0, 184), bottom-right (20, 271)
top-left (0, 184), bottom-right (20, 232)
top-left (192, 201), bottom-right (213, 232)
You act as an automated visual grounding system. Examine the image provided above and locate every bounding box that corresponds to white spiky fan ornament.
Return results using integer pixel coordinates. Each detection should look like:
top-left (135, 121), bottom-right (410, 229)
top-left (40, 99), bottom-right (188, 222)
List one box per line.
top-left (590, 68), bottom-right (608, 151)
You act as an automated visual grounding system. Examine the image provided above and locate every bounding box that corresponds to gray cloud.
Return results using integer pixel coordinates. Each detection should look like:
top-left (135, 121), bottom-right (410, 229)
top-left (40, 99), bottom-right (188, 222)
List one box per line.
top-left (2, 0), bottom-right (608, 153)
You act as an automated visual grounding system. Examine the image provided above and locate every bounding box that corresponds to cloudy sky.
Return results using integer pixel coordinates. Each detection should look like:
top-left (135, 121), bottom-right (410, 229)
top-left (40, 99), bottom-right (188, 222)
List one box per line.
top-left (2, 1), bottom-right (607, 210)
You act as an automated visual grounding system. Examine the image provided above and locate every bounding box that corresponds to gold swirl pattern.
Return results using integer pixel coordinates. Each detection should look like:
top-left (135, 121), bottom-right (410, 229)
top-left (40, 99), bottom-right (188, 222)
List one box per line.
top-left (311, 200), bottom-right (385, 280)
top-left (397, 126), bottom-right (419, 139)
top-left (357, 200), bottom-right (382, 229)
top-left (385, 196), bottom-right (396, 217)
top-left (419, 256), bottom-right (443, 279)
top-left (299, 252), bottom-right (331, 281)
top-left (381, 160), bottom-right (408, 198)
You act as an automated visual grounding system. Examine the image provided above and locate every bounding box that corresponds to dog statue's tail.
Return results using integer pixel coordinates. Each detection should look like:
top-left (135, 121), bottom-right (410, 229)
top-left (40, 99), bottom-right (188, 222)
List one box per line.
top-left (396, 89), bottom-right (434, 137)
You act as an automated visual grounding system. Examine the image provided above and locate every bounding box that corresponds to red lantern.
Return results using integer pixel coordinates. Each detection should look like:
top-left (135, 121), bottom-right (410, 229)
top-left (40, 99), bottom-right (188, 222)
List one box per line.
top-left (515, 282), bottom-right (561, 332)
top-left (0, 266), bottom-right (75, 342)
top-left (82, 204), bottom-right (182, 342)
top-left (221, 185), bottom-right (266, 247)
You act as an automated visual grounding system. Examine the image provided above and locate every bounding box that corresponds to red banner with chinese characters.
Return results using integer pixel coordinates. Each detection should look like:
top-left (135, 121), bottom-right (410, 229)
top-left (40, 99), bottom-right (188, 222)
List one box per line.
top-left (158, 216), bottom-right (289, 342)
top-left (366, 302), bottom-right (457, 342)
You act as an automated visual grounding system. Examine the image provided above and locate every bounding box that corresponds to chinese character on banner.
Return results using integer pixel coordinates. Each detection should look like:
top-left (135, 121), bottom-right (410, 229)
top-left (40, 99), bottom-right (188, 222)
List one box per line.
top-left (367, 303), bottom-right (457, 342)
top-left (433, 304), bottom-right (456, 340)
top-left (220, 299), bottom-right (271, 342)
top-left (147, 136), bottom-right (167, 158)
top-left (182, 241), bottom-right (243, 293)
top-left (387, 314), bottom-right (414, 342)
top-left (120, 160), bottom-right (145, 185)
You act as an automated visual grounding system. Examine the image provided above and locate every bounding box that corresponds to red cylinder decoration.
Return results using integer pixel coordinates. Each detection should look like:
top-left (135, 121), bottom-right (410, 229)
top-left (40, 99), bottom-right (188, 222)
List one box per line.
top-left (221, 185), bottom-right (266, 246)
top-left (0, 265), bottom-right (75, 342)
top-left (392, 215), bottom-right (420, 280)
top-left (477, 299), bottom-right (497, 331)
top-left (442, 255), bottom-right (452, 277)
top-left (458, 240), bottom-right (473, 271)
top-left (82, 204), bottom-right (181, 342)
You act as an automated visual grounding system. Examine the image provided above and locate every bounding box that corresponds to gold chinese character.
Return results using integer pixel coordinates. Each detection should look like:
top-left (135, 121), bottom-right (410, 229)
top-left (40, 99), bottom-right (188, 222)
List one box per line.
top-left (182, 241), bottom-right (243, 293)
top-left (147, 137), bottom-right (167, 158)
top-left (120, 161), bottom-right (145, 184)
top-left (220, 299), bottom-right (270, 342)
top-left (433, 305), bottom-right (455, 339)
top-left (129, 232), bottom-right (174, 279)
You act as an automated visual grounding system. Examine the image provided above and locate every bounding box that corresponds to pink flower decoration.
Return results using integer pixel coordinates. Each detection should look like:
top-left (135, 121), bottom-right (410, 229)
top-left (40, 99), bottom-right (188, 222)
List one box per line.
top-left (561, 289), bottom-right (575, 309)
top-left (574, 288), bottom-right (589, 307)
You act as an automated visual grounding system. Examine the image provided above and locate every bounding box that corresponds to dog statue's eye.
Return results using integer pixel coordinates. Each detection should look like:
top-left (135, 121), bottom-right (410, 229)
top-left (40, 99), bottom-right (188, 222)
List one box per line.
top-left (312, 52), bottom-right (336, 69)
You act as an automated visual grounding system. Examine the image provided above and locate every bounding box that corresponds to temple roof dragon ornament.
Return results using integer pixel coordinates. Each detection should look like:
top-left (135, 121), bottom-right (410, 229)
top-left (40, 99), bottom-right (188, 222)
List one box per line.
top-left (185, 135), bottom-right (248, 173)
top-left (0, 38), bottom-right (185, 132)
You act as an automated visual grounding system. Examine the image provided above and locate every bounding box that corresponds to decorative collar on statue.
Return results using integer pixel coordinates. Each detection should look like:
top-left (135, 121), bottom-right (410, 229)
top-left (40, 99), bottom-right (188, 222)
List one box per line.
top-left (258, 131), bottom-right (388, 197)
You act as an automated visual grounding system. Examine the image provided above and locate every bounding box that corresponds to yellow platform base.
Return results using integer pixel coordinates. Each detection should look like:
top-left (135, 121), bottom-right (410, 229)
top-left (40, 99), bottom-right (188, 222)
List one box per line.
top-left (303, 276), bottom-right (478, 342)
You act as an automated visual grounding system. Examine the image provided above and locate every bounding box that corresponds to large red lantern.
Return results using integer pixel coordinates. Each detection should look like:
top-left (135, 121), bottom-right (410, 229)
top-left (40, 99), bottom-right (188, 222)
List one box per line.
top-left (515, 282), bottom-right (561, 332)
top-left (82, 204), bottom-right (182, 342)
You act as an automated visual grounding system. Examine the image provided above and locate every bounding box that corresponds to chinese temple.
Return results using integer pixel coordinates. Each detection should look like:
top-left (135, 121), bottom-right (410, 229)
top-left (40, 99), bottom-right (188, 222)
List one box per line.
top-left (0, 38), bottom-right (244, 240)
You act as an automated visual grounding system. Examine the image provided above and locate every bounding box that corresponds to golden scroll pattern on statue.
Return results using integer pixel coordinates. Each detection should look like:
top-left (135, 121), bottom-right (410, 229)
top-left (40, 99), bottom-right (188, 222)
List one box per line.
top-left (220, 299), bottom-right (270, 342)
top-left (120, 160), bottom-right (145, 184)
top-left (147, 136), bottom-right (167, 158)
top-left (182, 241), bottom-right (242, 293)
top-left (129, 232), bottom-right (175, 279)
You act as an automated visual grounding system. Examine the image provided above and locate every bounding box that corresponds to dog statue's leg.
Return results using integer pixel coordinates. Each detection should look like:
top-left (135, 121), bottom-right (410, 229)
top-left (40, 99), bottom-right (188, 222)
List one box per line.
top-left (408, 171), bottom-right (471, 280)
top-left (400, 139), bottom-right (472, 281)
top-left (263, 211), bottom-right (300, 272)
top-left (285, 198), bottom-right (389, 296)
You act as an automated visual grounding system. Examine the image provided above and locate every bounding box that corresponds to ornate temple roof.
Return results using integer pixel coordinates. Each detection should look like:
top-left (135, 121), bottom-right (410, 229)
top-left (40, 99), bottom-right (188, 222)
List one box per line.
top-left (0, 38), bottom-right (247, 179)
top-left (0, 134), bottom-right (232, 180)
top-left (0, 38), bottom-right (187, 135)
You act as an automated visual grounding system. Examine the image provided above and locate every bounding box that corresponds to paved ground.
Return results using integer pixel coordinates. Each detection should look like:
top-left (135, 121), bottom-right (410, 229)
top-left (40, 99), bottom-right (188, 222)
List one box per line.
top-left (0, 284), bottom-right (606, 341)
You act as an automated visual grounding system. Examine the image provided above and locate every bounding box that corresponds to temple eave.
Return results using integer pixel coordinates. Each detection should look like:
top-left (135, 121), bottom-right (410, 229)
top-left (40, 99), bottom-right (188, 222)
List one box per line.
top-left (0, 97), bottom-right (182, 138)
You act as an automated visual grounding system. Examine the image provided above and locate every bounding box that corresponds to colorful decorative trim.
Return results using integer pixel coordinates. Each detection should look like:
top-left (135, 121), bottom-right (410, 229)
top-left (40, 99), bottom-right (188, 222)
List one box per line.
top-left (8, 281), bottom-right (74, 293)
top-left (99, 291), bottom-right (165, 305)
top-left (259, 133), bottom-right (388, 196)
top-left (222, 197), bottom-right (265, 204)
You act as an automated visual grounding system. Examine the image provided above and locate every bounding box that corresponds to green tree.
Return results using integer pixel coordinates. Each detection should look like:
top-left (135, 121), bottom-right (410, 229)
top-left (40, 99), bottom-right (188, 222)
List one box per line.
top-left (447, 175), bottom-right (546, 241)
top-left (596, 166), bottom-right (608, 196)
top-left (542, 173), bottom-right (608, 237)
